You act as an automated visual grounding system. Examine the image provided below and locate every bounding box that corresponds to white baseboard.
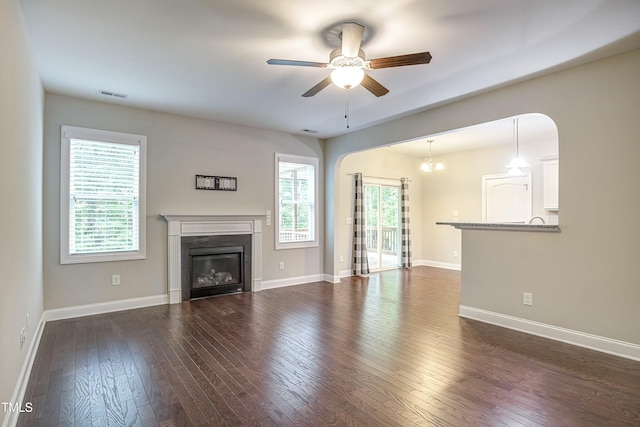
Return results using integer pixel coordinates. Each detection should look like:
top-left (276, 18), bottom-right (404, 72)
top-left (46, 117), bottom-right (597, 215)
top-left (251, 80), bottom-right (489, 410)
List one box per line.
top-left (338, 269), bottom-right (352, 278)
top-left (415, 259), bottom-right (461, 271)
top-left (43, 294), bottom-right (168, 322)
top-left (459, 305), bottom-right (640, 362)
top-left (261, 274), bottom-right (327, 290)
top-left (335, 263), bottom-right (460, 279)
top-left (168, 289), bottom-right (181, 304)
top-left (325, 273), bottom-right (342, 283)
top-left (3, 312), bottom-right (46, 427)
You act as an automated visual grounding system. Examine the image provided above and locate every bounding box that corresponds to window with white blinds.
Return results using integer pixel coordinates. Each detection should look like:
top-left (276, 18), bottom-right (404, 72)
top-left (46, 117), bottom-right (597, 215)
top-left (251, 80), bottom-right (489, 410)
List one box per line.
top-left (60, 126), bottom-right (147, 264)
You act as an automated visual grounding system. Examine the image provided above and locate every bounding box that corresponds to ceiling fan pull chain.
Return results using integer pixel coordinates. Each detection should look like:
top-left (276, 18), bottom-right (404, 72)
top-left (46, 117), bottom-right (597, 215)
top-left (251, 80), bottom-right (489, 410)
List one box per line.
top-left (345, 89), bottom-right (350, 129)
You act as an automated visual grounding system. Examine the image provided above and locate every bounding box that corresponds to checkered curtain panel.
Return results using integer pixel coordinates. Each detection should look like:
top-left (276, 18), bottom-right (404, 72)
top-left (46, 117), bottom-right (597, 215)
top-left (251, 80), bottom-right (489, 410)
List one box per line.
top-left (352, 173), bottom-right (370, 275)
top-left (401, 177), bottom-right (412, 268)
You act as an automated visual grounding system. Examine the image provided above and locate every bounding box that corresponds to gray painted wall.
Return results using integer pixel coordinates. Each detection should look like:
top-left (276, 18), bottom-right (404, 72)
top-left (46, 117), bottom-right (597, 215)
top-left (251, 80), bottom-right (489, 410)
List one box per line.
top-left (0, 0), bottom-right (44, 421)
top-left (43, 94), bottom-right (324, 310)
top-left (325, 48), bottom-right (640, 345)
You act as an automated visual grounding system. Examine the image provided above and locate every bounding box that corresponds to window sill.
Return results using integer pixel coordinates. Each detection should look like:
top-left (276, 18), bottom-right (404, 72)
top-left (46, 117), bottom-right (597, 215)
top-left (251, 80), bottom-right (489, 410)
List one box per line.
top-left (275, 241), bottom-right (319, 250)
top-left (60, 251), bottom-right (146, 265)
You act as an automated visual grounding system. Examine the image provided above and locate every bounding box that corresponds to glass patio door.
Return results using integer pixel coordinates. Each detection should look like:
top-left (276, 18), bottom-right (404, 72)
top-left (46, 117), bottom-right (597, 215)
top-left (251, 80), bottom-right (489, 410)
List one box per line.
top-left (364, 183), bottom-right (400, 271)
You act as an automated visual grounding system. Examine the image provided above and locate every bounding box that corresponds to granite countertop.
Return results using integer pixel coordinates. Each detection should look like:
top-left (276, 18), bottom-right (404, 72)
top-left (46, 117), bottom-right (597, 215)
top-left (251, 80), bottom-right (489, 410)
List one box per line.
top-left (436, 222), bottom-right (560, 232)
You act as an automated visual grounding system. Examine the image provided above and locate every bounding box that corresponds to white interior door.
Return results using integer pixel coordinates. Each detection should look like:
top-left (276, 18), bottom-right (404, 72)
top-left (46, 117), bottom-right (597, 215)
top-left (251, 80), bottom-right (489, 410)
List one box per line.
top-left (482, 173), bottom-right (532, 223)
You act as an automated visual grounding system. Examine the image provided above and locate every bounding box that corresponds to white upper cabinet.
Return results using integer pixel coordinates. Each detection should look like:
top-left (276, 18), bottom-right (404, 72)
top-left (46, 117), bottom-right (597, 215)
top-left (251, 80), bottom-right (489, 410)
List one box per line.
top-left (542, 156), bottom-right (559, 211)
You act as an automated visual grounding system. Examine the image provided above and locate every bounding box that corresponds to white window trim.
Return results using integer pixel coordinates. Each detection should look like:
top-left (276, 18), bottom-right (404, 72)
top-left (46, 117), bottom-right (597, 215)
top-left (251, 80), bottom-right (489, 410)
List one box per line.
top-left (60, 125), bottom-right (147, 264)
top-left (275, 153), bottom-right (319, 250)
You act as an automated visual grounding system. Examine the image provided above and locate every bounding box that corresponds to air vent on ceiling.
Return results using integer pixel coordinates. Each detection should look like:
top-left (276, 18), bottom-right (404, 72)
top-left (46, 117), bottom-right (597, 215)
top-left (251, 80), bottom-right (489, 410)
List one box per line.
top-left (99, 90), bottom-right (128, 99)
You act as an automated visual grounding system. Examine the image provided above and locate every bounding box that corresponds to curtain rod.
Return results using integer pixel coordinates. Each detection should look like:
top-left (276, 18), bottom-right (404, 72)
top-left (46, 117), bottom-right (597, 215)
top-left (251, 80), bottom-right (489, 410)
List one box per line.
top-left (345, 173), bottom-right (412, 182)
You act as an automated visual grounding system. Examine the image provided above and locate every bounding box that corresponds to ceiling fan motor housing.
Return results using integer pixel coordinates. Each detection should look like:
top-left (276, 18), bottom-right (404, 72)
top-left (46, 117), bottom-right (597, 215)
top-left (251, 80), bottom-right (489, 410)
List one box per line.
top-left (329, 48), bottom-right (368, 69)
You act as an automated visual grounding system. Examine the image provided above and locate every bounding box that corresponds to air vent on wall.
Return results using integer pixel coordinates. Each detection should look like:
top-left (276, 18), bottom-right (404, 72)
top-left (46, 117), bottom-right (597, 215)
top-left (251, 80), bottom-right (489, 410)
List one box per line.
top-left (99, 90), bottom-right (128, 99)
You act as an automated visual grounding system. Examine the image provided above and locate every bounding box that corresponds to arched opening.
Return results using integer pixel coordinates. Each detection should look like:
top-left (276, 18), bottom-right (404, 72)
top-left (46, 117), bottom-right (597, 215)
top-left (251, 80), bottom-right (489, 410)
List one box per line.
top-left (336, 113), bottom-right (558, 274)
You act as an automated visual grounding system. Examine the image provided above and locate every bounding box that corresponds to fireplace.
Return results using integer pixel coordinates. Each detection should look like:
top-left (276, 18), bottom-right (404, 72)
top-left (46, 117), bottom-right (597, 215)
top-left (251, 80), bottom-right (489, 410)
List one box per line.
top-left (162, 214), bottom-right (264, 304)
top-left (181, 235), bottom-right (251, 300)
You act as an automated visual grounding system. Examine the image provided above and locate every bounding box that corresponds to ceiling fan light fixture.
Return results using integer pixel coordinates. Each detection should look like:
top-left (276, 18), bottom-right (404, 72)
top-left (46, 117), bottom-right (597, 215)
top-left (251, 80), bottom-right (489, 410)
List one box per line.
top-left (267, 22), bottom-right (431, 98)
top-left (330, 66), bottom-right (365, 89)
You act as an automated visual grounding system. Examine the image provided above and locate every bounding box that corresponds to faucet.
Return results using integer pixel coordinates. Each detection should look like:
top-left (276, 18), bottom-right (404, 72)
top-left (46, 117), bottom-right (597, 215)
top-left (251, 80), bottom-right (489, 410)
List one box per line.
top-left (528, 216), bottom-right (546, 225)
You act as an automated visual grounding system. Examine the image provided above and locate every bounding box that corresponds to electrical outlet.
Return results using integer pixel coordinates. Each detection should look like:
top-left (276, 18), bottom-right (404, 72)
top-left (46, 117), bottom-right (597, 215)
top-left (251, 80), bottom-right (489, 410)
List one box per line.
top-left (279, 261), bottom-right (285, 270)
top-left (112, 274), bottom-right (121, 286)
top-left (453, 250), bottom-right (459, 258)
top-left (339, 255), bottom-right (344, 263)
top-left (20, 328), bottom-right (26, 349)
top-left (523, 292), bottom-right (533, 306)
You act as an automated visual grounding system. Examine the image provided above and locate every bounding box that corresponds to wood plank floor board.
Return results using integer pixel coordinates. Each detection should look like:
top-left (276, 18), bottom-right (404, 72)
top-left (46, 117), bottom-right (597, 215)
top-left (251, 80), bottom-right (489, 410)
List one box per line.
top-left (245, 292), bottom-right (500, 425)
top-left (18, 267), bottom-right (640, 426)
top-left (120, 399), bottom-right (143, 427)
top-left (171, 335), bottom-right (262, 425)
top-left (267, 333), bottom-right (452, 426)
top-left (183, 320), bottom-right (306, 425)
top-left (151, 342), bottom-right (218, 426)
top-left (57, 389), bottom-right (75, 426)
top-left (135, 404), bottom-right (157, 427)
top-left (73, 394), bottom-right (91, 425)
top-left (212, 288), bottom-right (505, 426)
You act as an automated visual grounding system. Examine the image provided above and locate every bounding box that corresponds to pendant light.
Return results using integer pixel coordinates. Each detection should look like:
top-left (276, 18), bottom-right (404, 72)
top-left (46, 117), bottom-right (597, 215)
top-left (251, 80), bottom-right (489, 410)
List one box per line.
top-left (507, 117), bottom-right (529, 175)
top-left (420, 140), bottom-right (444, 172)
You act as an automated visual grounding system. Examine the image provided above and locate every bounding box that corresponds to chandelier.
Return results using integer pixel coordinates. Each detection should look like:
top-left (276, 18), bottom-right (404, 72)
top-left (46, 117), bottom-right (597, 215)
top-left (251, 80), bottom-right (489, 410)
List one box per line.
top-left (420, 140), bottom-right (444, 172)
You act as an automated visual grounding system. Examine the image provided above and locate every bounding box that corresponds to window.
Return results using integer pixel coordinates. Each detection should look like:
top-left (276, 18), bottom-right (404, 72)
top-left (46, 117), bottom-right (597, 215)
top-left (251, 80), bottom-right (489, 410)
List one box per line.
top-left (275, 153), bottom-right (318, 249)
top-left (60, 125), bottom-right (146, 264)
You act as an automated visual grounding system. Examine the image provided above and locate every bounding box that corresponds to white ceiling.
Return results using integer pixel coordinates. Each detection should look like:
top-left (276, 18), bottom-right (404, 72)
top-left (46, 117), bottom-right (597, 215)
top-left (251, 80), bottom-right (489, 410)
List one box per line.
top-left (19, 0), bottom-right (640, 139)
top-left (386, 113), bottom-right (558, 158)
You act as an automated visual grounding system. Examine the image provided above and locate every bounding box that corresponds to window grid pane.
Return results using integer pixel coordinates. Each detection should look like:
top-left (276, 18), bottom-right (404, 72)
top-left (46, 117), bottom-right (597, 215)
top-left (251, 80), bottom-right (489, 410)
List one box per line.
top-left (278, 160), bottom-right (315, 244)
top-left (69, 138), bottom-right (140, 254)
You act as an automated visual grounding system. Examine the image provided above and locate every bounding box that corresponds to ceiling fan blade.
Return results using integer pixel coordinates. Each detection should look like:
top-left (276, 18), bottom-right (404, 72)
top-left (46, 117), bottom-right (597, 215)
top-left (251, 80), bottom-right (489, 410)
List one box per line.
top-left (302, 76), bottom-right (332, 97)
top-left (361, 74), bottom-right (389, 97)
top-left (341, 22), bottom-right (364, 58)
top-left (267, 59), bottom-right (328, 68)
top-left (368, 52), bottom-right (432, 69)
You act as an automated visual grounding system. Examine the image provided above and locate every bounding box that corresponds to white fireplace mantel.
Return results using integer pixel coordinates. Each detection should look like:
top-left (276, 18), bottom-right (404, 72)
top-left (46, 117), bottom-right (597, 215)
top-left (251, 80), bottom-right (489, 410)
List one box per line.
top-left (161, 214), bottom-right (265, 304)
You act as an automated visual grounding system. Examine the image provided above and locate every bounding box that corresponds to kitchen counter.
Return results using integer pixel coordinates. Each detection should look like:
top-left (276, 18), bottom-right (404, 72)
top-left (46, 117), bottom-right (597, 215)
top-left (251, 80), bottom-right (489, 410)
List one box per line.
top-left (436, 222), bottom-right (560, 232)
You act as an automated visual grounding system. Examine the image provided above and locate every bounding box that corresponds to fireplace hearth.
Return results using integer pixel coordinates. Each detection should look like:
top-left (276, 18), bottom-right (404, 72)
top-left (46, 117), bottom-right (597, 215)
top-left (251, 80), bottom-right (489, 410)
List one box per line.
top-left (181, 235), bottom-right (251, 300)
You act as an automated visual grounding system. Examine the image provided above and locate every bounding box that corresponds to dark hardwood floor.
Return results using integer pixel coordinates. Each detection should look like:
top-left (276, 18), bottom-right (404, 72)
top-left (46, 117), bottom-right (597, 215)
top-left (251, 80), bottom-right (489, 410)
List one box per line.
top-left (18, 266), bottom-right (640, 426)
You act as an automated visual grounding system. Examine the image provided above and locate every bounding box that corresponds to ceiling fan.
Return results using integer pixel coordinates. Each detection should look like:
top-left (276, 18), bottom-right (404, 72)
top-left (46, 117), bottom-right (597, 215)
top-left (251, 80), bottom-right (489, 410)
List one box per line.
top-left (267, 22), bottom-right (432, 97)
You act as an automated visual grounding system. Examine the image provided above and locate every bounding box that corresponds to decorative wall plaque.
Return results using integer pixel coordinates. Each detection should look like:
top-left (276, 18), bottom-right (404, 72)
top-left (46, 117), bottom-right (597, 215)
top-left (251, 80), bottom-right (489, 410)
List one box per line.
top-left (195, 175), bottom-right (237, 191)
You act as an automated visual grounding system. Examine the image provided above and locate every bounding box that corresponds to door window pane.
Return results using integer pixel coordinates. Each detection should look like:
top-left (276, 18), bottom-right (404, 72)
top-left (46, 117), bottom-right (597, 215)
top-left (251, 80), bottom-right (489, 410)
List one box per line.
top-left (364, 183), bottom-right (400, 271)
